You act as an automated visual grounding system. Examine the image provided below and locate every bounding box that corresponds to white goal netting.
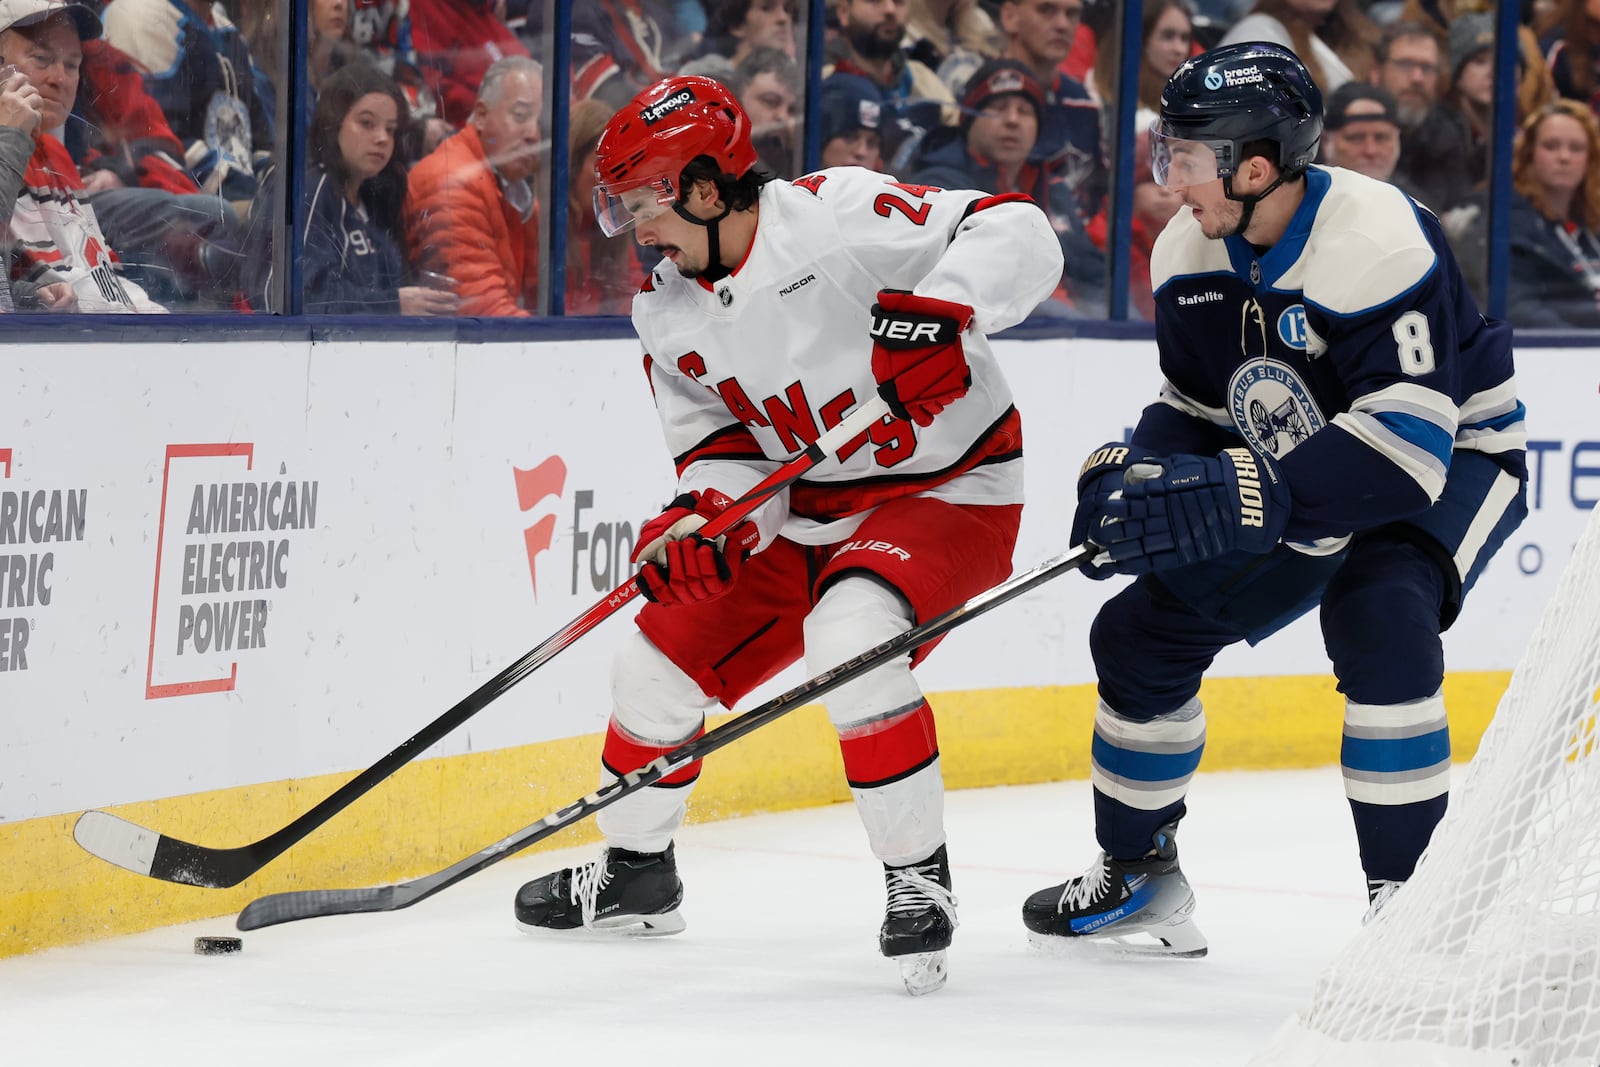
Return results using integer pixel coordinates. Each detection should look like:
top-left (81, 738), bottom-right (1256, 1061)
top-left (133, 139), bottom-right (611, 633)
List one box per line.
top-left (1254, 505), bottom-right (1600, 1067)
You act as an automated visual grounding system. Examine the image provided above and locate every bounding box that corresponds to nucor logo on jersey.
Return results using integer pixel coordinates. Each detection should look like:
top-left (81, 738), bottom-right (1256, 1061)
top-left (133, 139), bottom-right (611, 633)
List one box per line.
top-left (868, 318), bottom-right (943, 343)
top-left (778, 273), bottom-right (816, 297)
top-left (1177, 290), bottom-right (1224, 306)
top-left (641, 88), bottom-right (695, 124)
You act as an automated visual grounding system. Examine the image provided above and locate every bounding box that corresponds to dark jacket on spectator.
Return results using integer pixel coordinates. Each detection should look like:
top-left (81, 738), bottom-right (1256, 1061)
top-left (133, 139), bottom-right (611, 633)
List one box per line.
top-left (1395, 106), bottom-right (1475, 214)
top-left (906, 126), bottom-right (1106, 312)
top-left (403, 124), bottom-right (539, 316)
top-left (1503, 193), bottom-right (1600, 329)
top-left (300, 167), bottom-right (407, 314)
top-left (1037, 68), bottom-right (1107, 218)
top-left (1541, 29), bottom-right (1600, 114)
top-left (100, 0), bottom-right (275, 201)
top-left (1458, 191), bottom-right (1600, 329)
top-left (409, 0), bottom-right (532, 127)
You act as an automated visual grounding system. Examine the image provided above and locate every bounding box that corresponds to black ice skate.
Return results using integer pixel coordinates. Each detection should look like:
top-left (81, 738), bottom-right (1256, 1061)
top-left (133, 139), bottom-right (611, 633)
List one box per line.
top-left (879, 844), bottom-right (958, 996)
top-left (1021, 822), bottom-right (1206, 958)
top-left (514, 844), bottom-right (685, 936)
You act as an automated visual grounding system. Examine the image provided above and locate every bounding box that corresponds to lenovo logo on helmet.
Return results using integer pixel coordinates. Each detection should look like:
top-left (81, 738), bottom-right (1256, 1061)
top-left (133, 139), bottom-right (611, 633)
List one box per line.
top-left (641, 89), bottom-right (696, 125)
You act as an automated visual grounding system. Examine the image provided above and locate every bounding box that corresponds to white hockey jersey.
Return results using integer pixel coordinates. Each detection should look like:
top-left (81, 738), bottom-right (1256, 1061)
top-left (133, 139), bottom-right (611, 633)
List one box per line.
top-left (634, 167), bottom-right (1064, 546)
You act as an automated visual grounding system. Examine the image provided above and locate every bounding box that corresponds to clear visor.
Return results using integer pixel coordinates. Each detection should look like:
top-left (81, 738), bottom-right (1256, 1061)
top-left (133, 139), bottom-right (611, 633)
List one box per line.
top-left (1149, 124), bottom-right (1229, 189)
top-left (593, 175), bottom-right (679, 238)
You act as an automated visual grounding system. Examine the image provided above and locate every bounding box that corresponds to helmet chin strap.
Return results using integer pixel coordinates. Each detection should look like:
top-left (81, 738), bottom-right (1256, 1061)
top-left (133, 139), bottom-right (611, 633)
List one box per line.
top-left (1221, 170), bottom-right (1294, 241)
top-left (673, 198), bottom-right (734, 281)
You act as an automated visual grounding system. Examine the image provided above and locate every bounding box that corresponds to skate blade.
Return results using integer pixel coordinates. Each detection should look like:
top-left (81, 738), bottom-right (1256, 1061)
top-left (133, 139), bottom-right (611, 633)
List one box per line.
top-left (895, 950), bottom-right (949, 996)
top-left (590, 908), bottom-right (687, 937)
top-left (1027, 915), bottom-right (1208, 960)
top-left (516, 909), bottom-right (687, 938)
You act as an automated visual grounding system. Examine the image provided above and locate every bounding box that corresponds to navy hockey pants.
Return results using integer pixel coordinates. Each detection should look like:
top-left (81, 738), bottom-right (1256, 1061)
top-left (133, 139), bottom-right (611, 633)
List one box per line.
top-left (1087, 451), bottom-right (1527, 882)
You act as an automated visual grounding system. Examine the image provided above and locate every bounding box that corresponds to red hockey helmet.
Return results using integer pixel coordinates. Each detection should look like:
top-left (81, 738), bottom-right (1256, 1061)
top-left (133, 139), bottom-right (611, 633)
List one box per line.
top-left (592, 76), bottom-right (759, 237)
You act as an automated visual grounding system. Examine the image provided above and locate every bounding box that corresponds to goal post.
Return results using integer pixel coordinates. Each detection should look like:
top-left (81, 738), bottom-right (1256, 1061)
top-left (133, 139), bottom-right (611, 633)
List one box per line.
top-left (1254, 504), bottom-right (1600, 1067)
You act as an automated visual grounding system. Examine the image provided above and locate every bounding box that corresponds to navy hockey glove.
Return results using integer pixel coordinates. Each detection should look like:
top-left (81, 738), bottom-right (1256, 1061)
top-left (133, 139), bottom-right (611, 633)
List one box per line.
top-left (1071, 441), bottom-right (1154, 579)
top-left (1096, 447), bottom-right (1290, 573)
top-left (632, 490), bottom-right (760, 606)
top-left (869, 290), bottom-right (974, 427)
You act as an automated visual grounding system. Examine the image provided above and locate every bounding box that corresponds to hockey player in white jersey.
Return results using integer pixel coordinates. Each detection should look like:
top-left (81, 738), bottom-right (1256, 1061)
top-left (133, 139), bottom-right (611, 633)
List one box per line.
top-left (1022, 43), bottom-right (1526, 955)
top-left (512, 75), bottom-right (1063, 994)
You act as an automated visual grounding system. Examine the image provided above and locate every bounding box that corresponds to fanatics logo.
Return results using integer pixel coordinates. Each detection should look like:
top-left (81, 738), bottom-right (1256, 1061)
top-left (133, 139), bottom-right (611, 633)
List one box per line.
top-left (1177, 290), bottom-right (1224, 306)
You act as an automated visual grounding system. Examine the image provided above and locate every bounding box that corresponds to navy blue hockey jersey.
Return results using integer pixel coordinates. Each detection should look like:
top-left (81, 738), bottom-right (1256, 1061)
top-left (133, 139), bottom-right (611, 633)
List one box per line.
top-left (1139, 166), bottom-right (1526, 546)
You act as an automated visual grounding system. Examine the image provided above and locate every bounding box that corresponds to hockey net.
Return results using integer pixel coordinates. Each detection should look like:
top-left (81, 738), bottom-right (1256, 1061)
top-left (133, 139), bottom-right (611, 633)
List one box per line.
top-left (1254, 504), bottom-right (1600, 1067)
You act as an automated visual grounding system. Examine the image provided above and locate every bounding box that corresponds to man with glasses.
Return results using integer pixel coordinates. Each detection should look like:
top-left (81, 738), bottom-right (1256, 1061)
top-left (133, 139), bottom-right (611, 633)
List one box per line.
top-left (512, 74), bottom-right (1062, 996)
top-left (1370, 20), bottom-right (1457, 213)
top-left (1023, 42), bottom-right (1525, 954)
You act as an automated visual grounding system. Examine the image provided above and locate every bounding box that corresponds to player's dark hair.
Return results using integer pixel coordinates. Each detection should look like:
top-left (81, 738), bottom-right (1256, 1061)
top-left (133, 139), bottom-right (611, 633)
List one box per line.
top-left (310, 63), bottom-right (413, 241)
top-left (1374, 19), bottom-right (1438, 65)
top-left (680, 155), bottom-right (775, 211)
top-left (1238, 138), bottom-right (1304, 181)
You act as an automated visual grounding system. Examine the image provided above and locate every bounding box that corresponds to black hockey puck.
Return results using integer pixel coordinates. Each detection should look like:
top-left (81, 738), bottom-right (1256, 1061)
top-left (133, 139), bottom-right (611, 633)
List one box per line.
top-left (194, 935), bottom-right (243, 956)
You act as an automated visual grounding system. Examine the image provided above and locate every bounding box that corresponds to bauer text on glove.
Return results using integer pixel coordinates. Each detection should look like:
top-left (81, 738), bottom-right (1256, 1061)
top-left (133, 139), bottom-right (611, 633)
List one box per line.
top-left (868, 289), bottom-right (974, 427)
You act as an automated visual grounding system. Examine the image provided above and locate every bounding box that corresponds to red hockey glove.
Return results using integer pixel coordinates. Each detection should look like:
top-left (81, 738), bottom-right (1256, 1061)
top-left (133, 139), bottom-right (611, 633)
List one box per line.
top-left (869, 290), bottom-right (974, 428)
top-left (632, 490), bottom-right (760, 606)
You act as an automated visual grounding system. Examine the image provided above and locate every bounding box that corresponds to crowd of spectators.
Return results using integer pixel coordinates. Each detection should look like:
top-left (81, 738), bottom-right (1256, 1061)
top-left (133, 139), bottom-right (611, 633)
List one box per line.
top-left (0, 0), bottom-right (1590, 327)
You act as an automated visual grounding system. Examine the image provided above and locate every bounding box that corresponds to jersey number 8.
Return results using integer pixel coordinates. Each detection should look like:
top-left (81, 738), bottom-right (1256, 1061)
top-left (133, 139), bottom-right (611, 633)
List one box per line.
top-left (1392, 311), bottom-right (1435, 376)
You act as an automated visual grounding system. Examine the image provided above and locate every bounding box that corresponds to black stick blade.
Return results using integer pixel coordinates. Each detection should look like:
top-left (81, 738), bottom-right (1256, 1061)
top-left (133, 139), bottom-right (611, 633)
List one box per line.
top-left (237, 886), bottom-right (398, 930)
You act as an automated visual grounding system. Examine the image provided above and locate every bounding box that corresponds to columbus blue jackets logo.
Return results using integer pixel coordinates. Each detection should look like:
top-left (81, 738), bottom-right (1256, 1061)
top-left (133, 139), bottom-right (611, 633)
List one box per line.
top-left (1229, 359), bottom-right (1325, 457)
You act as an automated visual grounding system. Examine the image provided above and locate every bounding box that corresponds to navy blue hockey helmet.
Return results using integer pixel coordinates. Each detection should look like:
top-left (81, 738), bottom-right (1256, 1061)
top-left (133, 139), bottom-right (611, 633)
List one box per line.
top-left (1151, 42), bottom-right (1323, 189)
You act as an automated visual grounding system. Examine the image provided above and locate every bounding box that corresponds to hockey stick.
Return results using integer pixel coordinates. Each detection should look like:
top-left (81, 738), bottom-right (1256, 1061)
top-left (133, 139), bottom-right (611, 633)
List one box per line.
top-left (235, 544), bottom-right (1096, 931)
top-left (73, 396), bottom-right (893, 889)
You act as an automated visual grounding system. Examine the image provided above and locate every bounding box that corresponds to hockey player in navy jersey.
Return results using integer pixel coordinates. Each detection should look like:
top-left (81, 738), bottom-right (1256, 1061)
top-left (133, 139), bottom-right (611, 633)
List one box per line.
top-left (1022, 43), bottom-right (1527, 955)
top-left (512, 75), bottom-right (1064, 994)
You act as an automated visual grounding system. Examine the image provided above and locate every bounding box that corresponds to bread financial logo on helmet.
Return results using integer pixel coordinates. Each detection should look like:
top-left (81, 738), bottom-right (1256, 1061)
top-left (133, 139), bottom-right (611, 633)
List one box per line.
top-left (1222, 64), bottom-right (1265, 88)
top-left (641, 88), bottom-right (696, 125)
top-left (1203, 70), bottom-right (1224, 91)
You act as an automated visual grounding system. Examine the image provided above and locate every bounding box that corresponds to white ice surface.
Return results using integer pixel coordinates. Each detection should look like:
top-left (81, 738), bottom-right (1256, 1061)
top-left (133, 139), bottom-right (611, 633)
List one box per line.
top-left (3, 768), bottom-right (1369, 1066)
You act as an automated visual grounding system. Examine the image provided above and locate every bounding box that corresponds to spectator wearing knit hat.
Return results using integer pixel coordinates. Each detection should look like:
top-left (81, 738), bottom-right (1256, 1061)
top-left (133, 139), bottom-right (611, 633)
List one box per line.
top-left (819, 73), bottom-right (885, 169)
top-left (1321, 83), bottom-right (1404, 185)
top-left (906, 58), bottom-right (1105, 314)
top-left (1435, 13), bottom-right (1495, 198)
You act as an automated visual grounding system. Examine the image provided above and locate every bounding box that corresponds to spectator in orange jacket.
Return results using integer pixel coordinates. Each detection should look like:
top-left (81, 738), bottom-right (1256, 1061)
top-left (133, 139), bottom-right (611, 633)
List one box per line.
top-left (404, 55), bottom-right (540, 316)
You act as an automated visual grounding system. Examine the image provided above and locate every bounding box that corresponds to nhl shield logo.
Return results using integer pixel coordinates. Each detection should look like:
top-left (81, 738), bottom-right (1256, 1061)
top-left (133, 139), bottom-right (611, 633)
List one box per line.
top-left (1228, 359), bottom-right (1325, 457)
